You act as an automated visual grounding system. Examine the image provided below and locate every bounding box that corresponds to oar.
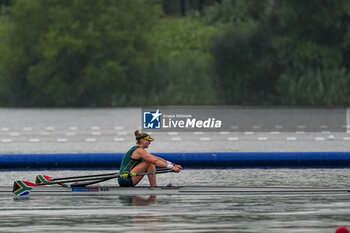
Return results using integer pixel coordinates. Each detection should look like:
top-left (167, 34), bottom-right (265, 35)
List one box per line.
top-left (70, 169), bottom-right (175, 187)
top-left (39, 169), bottom-right (174, 186)
top-left (36, 174), bottom-right (120, 185)
top-left (35, 173), bottom-right (118, 184)
top-left (35, 167), bottom-right (172, 185)
top-left (13, 169), bottom-right (174, 198)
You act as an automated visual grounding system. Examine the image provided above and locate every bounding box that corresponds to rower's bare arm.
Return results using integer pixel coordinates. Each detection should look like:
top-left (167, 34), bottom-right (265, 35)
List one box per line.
top-left (137, 149), bottom-right (167, 167)
top-left (153, 156), bottom-right (167, 163)
top-left (153, 155), bottom-right (182, 169)
top-left (137, 150), bottom-right (181, 172)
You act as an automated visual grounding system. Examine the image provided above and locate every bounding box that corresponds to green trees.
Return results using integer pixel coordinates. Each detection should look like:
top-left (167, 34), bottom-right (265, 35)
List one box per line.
top-left (210, 0), bottom-right (350, 105)
top-left (271, 0), bottom-right (350, 105)
top-left (0, 0), bottom-right (350, 107)
top-left (148, 17), bottom-right (219, 105)
top-left (0, 0), bottom-right (158, 106)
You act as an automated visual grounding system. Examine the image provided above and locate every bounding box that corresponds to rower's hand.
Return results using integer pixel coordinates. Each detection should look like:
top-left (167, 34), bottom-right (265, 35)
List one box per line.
top-left (172, 164), bottom-right (182, 173)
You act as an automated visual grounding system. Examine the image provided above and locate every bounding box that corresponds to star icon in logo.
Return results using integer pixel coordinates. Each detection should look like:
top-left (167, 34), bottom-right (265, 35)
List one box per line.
top-left (150, 109), bottom-right (162, 122)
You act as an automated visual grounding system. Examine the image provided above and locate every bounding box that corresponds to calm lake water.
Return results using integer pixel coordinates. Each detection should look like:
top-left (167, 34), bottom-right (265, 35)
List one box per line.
top-left (0, 108), bottom-right (349, 232)
top-left (0, 169), bottom-right (349, 233)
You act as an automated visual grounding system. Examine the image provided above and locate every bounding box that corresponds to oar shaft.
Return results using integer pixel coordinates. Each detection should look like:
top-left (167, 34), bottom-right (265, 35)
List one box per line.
top-left (51, 172), bottom-right (118, 181)
top-left (70, 169), bottom-right (174, 187)
top-left (41, 169), bottom-right (174, 185)
top-left (50, 167), bottom-right (171, 182)
top-left (43, 174), bottom-right (120, 185)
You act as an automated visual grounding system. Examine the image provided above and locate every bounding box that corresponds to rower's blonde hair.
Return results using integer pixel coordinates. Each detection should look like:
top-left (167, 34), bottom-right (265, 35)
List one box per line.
top-left (135, 130), bottom-right (148, 144)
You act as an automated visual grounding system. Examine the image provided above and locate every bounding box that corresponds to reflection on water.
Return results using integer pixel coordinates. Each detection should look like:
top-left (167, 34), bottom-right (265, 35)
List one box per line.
top-left (119, 195), bottom-right (157, 206)
top-left (0, 193), bottom-right (349, 233)
top-left (121, 196), bottom-right (158, 232)
top-left (119, 195), bottom-right (158, 232)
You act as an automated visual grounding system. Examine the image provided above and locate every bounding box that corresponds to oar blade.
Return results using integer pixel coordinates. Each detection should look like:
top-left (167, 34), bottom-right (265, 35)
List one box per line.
top-left (35, 175), bottom-right (53, 184)
top-left (34, 174), bottom-right (74, 187)
top-left (13, 181), bottom-right (35, 197)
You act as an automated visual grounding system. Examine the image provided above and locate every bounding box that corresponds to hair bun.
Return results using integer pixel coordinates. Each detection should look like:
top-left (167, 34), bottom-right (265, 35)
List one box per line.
top-left (134, 130), bottom-right (140, 137)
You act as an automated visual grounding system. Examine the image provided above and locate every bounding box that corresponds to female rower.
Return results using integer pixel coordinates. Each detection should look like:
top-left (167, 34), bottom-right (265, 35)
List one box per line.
top-left (118, 130), bottom-right (182, 187)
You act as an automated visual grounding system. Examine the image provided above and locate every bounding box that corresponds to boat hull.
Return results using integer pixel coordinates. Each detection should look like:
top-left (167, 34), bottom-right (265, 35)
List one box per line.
top-left (2, 185), bottom-right (350, 197)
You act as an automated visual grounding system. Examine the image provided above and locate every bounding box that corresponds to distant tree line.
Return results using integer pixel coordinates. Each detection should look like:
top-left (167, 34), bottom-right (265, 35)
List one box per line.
top-left (209, 0), bottom-right (350, 106)
top-left (0, 0), bottom-right (349, 107)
